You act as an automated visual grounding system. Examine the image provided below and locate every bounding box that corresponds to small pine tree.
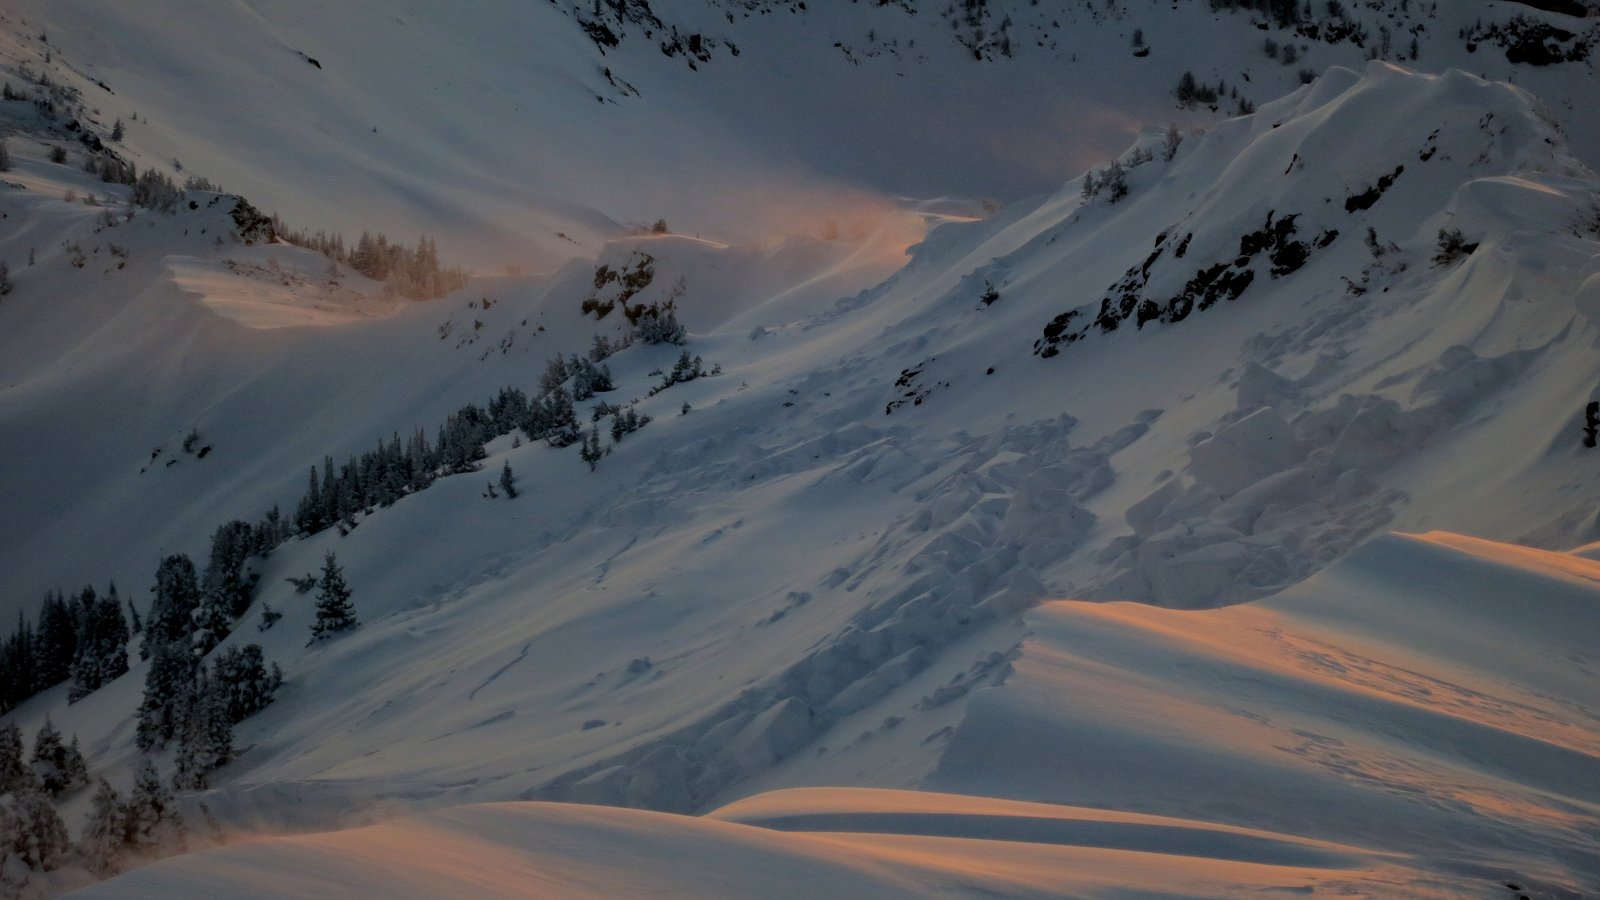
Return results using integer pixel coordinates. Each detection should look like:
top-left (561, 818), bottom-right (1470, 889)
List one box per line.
top-left (1162, 124), bottom-right (1183, 162)
top-left (257, 603), bottom-right (282, 632)
top-left (191, 589), bottom-right (232, 656)
top-left (80, 778), bottom-right (128, 875)
top-left (0, 261), bottom-right (10, 296)
top-left (125, 759), bottom-right (183, 852)
top-left (172, 674), bottom-right (231, 791)
top-left (111, 118), bottom-right (125, 141)
top-left (0, 138), bottom-right (10, 172)
top-left (579, 427), bottom-right (602, 471)
top-left (0, 722), bottom-right (28, 793)
top-left (211, 644), bottom-right (282, 723)
top-left (136, 639), bottom-right (198, 751)
top-left (1, 787), bottom-right (69, 872)
top-left (148, 554), bottom-right (202, 648)
top-left (70, 583), bottom-right (131, 702)
top-left (499, 461), bottom-right (518, 498)
top-left (310, 552), bottom-right (357, 640)
top-left (29, 716), bottom-right (85, 795)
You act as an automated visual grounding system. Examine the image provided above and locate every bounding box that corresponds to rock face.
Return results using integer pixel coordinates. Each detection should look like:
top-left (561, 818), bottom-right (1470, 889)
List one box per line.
top-left (229, 197), bottom-right (276, 244)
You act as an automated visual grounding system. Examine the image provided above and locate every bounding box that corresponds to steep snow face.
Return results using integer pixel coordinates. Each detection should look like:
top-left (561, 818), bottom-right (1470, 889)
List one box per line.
top-left (2, 53), bottom-right (1599, 899)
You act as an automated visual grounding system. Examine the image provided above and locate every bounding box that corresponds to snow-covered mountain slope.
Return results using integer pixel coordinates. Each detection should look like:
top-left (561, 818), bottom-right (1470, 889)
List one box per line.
top-left (1, 22), bottom-right (1599, 899)
top-left (2, 0), bottom-right (1595, 269)
top-left (76, 529), bottom-right (1600, 896)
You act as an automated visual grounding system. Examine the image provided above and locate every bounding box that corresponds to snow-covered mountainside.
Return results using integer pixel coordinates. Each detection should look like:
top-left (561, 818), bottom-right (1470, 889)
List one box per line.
top-left (0, 0), bottom-right (1598, 896)
top-left (2, 0), bottom-right (1596, 268)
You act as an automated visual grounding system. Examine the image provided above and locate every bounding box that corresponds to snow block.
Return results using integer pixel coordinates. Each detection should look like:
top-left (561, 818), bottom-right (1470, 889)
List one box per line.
top-left (1127, 479), bottom-right (1183, 537)
top-left (729, 697), bottom-right (813, 771)
top-left (1235, 362), bottom-right (1299, 412)
top-left (1189, 407), bottom-right (1301, 497)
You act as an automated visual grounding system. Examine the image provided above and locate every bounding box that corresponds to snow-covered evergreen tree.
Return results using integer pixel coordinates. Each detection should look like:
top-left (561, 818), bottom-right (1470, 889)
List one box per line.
top-left (191, 589), bottom-right (232, 656)
top-left (148, 554), bottom-right (201, 648)
top-left (529, 387), bottom-right (581, 448)
top-left (499, 462), bottom-right (518, 499)
top-left (124, 759), bottom-right (183, 853)
top-left (204, 521), bottom-right (258, 619)
top-left (632, 303), bottom-right (686, 344)
top-left (29, 717), bottom-right (86, 796)
top-left (0, 787), bottom-right (68, 874)
top-left (580, 426), bottom-right (603, 471)
top-left (33, 590), bottom-right (76, 688)
top-left (79, 778), bottom-right (127, 875)
top-left (212, 644), bottom-right (282, 722)
top-left (172, 674), bottom-right (232, 791)
top-left (70, 584), bottom-right (129, 702)
top-left (310, 552), bottom-right (357, 640)
top-left (0, 723), bottom-right (28, 794)
top-left (136, 639), bottom-right (198, 751)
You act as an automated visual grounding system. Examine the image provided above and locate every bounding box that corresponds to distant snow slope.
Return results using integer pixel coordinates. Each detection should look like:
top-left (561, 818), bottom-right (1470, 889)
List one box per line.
top-left (1, 13), bottom-right (1599, 896)
top-left (3, 0), bottom-right (1595, 269)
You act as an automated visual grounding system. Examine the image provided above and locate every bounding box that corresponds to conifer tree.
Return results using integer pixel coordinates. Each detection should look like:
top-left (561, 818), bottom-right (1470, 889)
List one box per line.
top-left (29, 717), bottom-right (85, 795)
top-left (70, 584), bottom-right (129, 701)
top-left (33, 591), bottom-right (76, 688)
top-left (172, 674), bottom-right (231, 791)
top-left (125, 759), bottom-right (183, 851)
top-left (0, 722), bottom-right (28, 793)
top-left (0, 787), bottom-right (69, 872)
top-left (257, 603), bottom-right (282, 632)
top-left (0, 612), bottom-right (37, 713)
top-left (136, 640), bottom-right (198, 751)
top-left (310, 552), bottom-right (357, 640)
top-left (499, 461), bottom-right (518, 499)
top-left (192, 589), bottom-right (232, 656)
top-left (204, 521), bottom-right (258, 618)
top-left (148, 554), bottom-right (201, 648)
top-left (580, 427), bottom-right (603, 471)
top-left (212, 644), bottom-right (282, 722)
top-left (80, 778), bottom-right (128, 875)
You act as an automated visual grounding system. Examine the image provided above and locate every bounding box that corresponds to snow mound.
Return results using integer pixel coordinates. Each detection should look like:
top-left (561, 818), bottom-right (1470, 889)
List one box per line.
top-left (79, 789), bottom-right (1477, 898)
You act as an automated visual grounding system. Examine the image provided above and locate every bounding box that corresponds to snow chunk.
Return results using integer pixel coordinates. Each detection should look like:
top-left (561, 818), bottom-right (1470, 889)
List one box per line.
top-left (1189, 408), bottom-right (1301, 498)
